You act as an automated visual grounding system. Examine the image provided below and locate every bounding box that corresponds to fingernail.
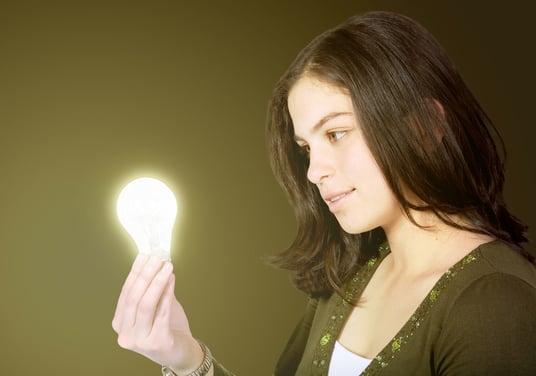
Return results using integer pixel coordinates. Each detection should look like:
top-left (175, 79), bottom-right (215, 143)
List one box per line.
top-left (162, 262), bottom-right (173, 273)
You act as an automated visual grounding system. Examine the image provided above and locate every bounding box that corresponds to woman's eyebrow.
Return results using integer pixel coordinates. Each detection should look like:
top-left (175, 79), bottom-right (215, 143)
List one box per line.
top-left (294, 111), bottom-right (353, 141)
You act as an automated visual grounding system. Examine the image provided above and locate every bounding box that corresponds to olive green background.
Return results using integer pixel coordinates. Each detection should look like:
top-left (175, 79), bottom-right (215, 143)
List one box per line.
top-left (1, 0), bottom-right (533, 374)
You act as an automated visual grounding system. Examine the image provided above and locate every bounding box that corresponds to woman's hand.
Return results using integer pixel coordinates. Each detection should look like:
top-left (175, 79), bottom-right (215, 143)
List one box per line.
top-left (112, 254), bottom-right (204, 374)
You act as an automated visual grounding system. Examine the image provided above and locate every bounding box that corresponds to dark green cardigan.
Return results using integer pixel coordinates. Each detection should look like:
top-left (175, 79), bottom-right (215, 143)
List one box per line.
top-left (215, 241), bottom-right (536, 375)
top-left (275, 241), bottom-right (536, 375)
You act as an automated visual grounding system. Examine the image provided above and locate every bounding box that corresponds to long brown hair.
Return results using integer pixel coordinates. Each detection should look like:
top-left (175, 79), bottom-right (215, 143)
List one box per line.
top-left (266, 11), bottom-right (529, 297)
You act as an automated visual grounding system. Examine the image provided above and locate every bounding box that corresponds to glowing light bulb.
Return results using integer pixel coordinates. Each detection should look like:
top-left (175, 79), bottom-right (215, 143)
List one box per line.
top-left (116, 177), bottom-right (177, 261)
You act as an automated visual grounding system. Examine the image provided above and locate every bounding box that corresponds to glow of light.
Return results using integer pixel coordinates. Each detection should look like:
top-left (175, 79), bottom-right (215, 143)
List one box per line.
top-left (116, 177), bottom-right (177, 261)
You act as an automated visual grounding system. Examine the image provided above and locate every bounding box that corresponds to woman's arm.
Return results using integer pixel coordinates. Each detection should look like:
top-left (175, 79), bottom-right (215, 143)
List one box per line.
top-left (273, 298), bottom-right (319, 375)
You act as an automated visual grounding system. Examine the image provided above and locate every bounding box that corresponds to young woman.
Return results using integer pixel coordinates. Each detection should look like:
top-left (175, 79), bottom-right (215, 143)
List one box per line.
top-left (112, 11), bottom-right (536, 376)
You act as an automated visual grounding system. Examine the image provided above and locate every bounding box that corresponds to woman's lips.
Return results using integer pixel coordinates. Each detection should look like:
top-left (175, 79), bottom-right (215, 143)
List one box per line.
top-left (323, 189), bottom-right (356, 211)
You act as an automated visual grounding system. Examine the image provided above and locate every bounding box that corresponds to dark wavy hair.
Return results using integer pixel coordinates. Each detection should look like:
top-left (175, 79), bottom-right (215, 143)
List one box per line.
top-left (266, 11), bottom-right (530, 297)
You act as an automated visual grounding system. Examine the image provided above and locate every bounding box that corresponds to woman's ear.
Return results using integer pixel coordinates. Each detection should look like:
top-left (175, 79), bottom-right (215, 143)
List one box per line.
top-left (425, 97), bottom-right (446, 142)
top-left (427, 97), bottom-right (445, 119)
top-left (404, 98), bottom-right (446, 153)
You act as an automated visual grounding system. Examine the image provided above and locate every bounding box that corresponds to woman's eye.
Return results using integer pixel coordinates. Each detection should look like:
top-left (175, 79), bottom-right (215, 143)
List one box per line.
top-left (328, 130), bottom-right (346, 142)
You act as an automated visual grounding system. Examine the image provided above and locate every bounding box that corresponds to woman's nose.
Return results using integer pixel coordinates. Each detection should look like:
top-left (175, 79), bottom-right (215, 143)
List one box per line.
top-left (306, 148), bottom-right (334, 185)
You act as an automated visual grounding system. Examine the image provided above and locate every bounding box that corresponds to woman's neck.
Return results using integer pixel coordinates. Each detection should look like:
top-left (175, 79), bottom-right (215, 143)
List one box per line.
top-left (382, 211), bottom-right (494, 277)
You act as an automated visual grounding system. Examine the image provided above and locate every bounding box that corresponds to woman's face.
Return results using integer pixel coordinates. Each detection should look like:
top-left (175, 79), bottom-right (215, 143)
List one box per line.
top-left (288, 75), bottom-right (402, 234)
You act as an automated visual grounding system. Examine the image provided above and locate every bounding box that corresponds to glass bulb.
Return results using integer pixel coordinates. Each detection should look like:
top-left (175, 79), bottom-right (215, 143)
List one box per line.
top-left (116, 177), bottom-right (177, 261)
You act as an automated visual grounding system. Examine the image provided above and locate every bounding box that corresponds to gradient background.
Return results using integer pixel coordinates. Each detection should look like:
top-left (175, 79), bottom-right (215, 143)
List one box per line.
top-left (1, 0), bottom-right (534, 374)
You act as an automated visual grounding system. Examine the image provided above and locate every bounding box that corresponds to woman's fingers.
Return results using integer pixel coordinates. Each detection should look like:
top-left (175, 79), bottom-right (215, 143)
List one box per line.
top-left (122, 256), bottom-right (166, 329)
top-left (116, 256), bottom-right (168, 334)
top-left (134, 262), bottom-right (174, 336)
top-left (155, 268), bottom-right (174, 323)
top-left (112, 254), bottom-right (150, 332)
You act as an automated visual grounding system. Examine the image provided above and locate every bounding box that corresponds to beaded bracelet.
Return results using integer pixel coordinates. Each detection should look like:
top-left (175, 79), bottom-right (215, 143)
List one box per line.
top-left (161, 341), bottom-right (213, 376)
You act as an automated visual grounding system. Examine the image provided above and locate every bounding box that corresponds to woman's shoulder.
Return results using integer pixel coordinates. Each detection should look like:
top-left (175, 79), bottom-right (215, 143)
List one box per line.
top-left (474, 240), bottom-right (536, 287)
top-left (438, 239), bottom-right (536, 318)
top-left (426, 239), bottom-right (536, 327)
top-left (429, 241), bottom-right (536, 374)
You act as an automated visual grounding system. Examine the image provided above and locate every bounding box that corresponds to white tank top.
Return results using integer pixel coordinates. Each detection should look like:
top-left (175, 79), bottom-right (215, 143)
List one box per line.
top-left (327, 341), bottom-right (372, 375)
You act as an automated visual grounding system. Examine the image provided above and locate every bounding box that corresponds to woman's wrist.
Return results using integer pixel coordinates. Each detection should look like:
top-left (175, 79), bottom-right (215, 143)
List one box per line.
top-left (161, 340), bottom-right (212, 376)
